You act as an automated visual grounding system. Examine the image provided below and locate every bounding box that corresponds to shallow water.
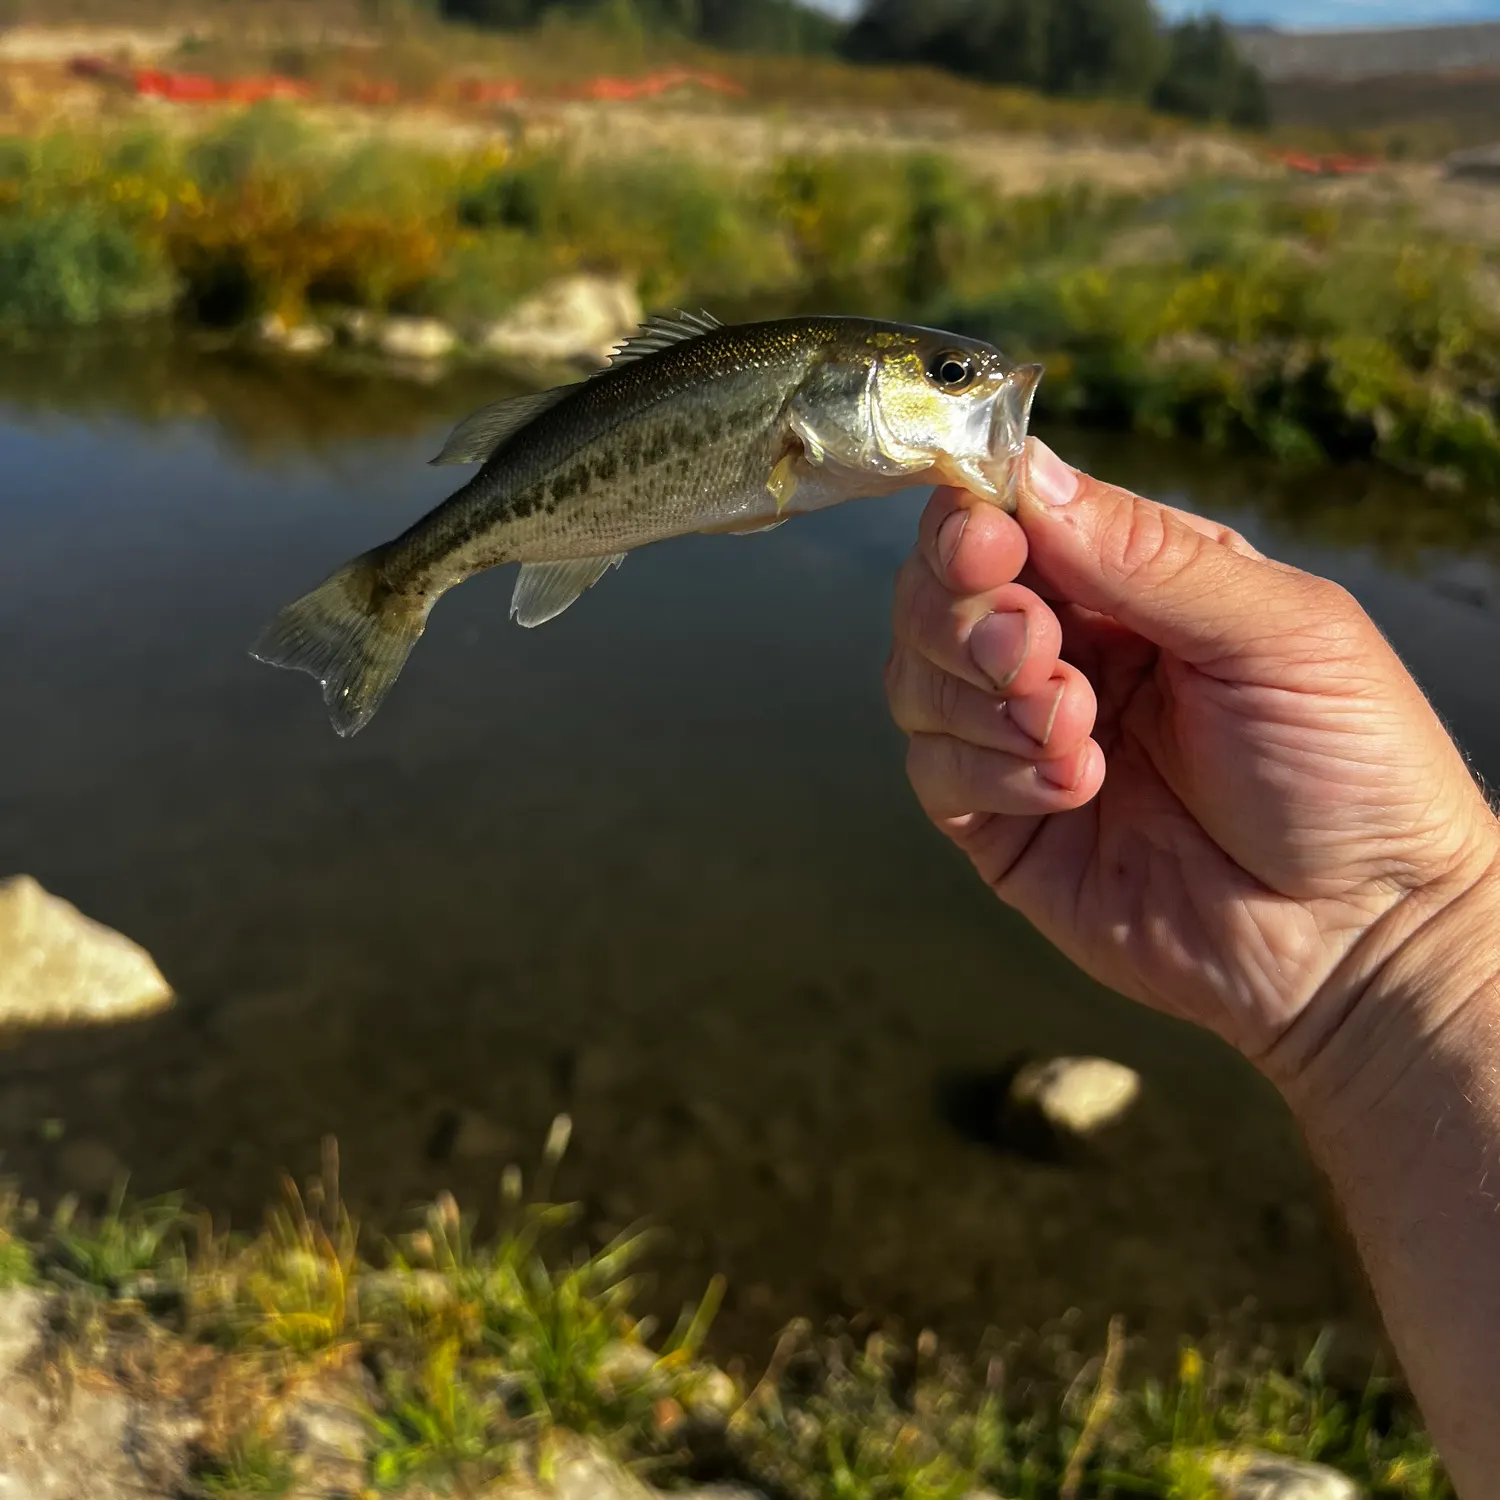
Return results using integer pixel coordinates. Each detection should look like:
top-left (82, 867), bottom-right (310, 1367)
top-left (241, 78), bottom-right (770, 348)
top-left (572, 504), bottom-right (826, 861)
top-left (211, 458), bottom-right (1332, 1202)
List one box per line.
top-left (1, 345), bottom-right (1497, 1360)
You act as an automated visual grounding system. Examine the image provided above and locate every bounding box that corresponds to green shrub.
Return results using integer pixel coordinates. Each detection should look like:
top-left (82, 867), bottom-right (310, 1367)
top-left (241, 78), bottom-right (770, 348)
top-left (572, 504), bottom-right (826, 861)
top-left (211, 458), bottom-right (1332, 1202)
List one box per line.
top-left (0, 204), bottom-right (178, 326)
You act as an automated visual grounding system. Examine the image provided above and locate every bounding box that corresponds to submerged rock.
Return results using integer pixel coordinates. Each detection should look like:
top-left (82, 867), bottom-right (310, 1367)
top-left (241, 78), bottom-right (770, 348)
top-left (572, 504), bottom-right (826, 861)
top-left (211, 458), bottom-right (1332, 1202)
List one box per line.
top-left (1211, 1451), bottom-right (1363, 1500)
top-left (1008, 1056), bottom-right (1141, 1139)
top-left (0, 876), bottom-right (173, 1031)
top-left (480, 274), bottom-right (644, 368)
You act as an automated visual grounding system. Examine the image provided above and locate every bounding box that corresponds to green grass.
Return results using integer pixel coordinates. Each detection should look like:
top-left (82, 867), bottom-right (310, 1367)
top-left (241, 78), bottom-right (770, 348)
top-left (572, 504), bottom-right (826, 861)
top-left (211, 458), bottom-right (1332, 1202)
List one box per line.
top-left (44, 1184), bottom-right (186, 1298)
top-left (0, 1119), bottom-right (1452, 1500)
top-left (196, 1430), bottom-right (297, 1500)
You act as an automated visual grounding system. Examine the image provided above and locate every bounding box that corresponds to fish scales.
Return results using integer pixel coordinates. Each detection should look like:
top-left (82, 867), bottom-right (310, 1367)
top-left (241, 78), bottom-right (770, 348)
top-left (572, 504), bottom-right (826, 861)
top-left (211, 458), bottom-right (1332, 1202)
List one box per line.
top-left (393, 324), bottom-right (828, 586)
top-left (251, 314), bottom-right (1042, 736)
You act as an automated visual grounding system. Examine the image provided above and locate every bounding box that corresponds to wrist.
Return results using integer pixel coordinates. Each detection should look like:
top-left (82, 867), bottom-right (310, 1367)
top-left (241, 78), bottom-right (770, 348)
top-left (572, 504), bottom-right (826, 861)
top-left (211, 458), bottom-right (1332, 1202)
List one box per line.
top-left (1270, 835), bottom-right (1500, 1147)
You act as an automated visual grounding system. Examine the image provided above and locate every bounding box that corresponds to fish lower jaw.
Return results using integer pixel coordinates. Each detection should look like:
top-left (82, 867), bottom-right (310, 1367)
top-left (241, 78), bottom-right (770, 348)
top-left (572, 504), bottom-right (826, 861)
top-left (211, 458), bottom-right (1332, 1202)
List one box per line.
top-left (930, 452), bottom-right (1019, 514)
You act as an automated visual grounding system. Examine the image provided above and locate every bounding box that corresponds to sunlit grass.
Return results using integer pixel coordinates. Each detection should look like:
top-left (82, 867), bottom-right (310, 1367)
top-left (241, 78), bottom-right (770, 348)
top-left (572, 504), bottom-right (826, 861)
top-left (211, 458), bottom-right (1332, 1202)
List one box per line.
top-left (0, 1121), bottom-right (1451, 1500)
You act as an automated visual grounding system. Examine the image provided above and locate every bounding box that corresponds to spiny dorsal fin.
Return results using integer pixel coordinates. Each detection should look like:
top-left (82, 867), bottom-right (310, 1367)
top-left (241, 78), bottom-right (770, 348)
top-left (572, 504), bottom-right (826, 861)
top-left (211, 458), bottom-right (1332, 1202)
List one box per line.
top-left (510, 553), bottom-right (626, 628)
top-left (607, 309), bottom-right (723, 368)
top-left (430, 386), bottom-right (578, 466)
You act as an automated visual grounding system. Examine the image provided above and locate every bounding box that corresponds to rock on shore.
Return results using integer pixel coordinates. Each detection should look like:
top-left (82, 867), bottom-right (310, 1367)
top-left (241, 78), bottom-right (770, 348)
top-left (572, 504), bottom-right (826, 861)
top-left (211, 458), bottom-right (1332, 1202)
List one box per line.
top-left (0, 875), bottom-right (172, 1031)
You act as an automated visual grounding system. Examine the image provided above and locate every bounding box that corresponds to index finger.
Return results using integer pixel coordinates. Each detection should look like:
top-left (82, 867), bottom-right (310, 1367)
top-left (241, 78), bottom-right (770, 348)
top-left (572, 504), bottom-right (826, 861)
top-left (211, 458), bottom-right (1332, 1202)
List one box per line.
top-left (918, 485), bottom-right (1030, 597)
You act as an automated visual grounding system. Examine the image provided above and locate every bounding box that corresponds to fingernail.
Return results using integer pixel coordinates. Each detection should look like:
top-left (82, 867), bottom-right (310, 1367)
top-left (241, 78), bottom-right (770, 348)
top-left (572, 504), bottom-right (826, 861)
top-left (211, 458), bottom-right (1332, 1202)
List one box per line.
top-left (1027, 440), bottom-right (1079, 507)
top-left (969, 610), bottom-right (1029, 690)
top-left (936, 508), bottom-right (968, 573)
top-left (1009, 680), bottom-right (1066, 748)
top-left (1038, 750), bottom-right (1084, 791)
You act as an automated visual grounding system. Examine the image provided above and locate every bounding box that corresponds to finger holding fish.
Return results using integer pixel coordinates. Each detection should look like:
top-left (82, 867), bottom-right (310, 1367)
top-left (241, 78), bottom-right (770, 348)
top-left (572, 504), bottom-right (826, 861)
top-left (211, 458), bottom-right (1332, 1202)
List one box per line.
top-left (917, 483), bottom-right (1031, 597)
top-left (891, 559), bottom-right (1063, 699)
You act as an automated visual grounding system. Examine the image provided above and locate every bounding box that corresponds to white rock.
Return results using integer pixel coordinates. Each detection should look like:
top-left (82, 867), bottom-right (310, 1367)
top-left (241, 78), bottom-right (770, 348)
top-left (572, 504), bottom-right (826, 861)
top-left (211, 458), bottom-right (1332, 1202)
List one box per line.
top-left (255, 312), bottom-right (333, 355)
top-left (0, 876), bottom-right (173, 1030)
top-left (493, 1433), bottom-right (651, 1500)
top-left (0, 1288), bottom-right (46, 1381)
top-left (1008, 1057), bottom-right (1141, 1138)
top-left (480, 274), bottom-right (644, 368)
top-left (377, 316), bottom-right (457, 362)
top-left (0, 1379), bottom-right (198, 1499)
top-left (1212, 1451), bottom-right (1363, 1500)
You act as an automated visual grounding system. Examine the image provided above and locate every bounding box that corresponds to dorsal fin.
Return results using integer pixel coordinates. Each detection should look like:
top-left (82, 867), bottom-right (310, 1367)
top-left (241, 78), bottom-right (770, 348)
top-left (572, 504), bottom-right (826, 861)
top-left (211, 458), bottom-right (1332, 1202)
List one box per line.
top-left (606, 309), bottom-right (723, 368)
top-left (429, 386), bottom-right (577, 466)
top-left (430, 310), bottom-right (724, 466)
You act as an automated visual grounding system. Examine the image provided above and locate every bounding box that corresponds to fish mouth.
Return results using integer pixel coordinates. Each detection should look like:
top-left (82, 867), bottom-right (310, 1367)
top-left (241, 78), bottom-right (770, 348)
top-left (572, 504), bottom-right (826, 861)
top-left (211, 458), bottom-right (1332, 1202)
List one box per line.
top-left (988, 363), bottom-right (1044, 463)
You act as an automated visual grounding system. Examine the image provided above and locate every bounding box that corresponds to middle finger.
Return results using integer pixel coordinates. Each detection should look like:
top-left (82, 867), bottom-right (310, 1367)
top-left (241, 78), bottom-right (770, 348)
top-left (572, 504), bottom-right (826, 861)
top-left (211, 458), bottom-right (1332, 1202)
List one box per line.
top-left (892, 554), bottom-right (1062, 699)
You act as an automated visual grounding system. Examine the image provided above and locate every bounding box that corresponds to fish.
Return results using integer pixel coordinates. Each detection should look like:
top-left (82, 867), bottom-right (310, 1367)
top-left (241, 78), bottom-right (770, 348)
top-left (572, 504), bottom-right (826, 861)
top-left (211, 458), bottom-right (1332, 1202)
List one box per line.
top-left (250, 311), bottom-right (1043, 737)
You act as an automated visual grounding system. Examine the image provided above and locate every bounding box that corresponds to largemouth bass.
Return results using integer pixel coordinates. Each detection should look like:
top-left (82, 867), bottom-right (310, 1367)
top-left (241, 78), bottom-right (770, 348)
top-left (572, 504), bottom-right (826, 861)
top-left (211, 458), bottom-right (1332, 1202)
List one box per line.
top-left (252, 312), bottom-right (1042, 736)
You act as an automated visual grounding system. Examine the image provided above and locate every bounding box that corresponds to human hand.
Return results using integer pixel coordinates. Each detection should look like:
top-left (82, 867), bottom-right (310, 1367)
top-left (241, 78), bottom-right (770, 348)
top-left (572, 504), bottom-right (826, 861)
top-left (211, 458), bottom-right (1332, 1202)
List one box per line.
top-left (885, 439), bottom-right (1500, 1078)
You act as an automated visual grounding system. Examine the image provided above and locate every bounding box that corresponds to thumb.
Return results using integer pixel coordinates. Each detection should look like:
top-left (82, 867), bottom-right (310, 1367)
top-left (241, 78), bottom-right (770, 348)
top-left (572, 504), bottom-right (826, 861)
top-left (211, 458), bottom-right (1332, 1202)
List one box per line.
top-left (1016, 438), bottom-right (1296, 667)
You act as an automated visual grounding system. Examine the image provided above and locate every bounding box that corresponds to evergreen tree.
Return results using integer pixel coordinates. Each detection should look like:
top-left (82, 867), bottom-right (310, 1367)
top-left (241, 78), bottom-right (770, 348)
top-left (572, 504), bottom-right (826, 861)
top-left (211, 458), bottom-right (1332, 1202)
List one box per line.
top-left (1043, 0), bottom-right (1162, 98)
top-left (1152, 15), bottom-right (1269, 127)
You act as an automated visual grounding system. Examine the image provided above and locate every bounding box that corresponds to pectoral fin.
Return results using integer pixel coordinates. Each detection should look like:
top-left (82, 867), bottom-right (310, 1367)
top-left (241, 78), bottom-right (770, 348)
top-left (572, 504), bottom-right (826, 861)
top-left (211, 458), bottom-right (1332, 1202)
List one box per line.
top-left (767, 452), bottom-right (799, 514)
top-left (511, 554), bottom-right (625, 628)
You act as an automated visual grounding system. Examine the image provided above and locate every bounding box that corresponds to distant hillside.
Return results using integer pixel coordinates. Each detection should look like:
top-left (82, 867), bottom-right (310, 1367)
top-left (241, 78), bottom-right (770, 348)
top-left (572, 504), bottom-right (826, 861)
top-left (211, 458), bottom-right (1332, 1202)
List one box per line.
top-left (1236, 21), bottom-right (1500, 83)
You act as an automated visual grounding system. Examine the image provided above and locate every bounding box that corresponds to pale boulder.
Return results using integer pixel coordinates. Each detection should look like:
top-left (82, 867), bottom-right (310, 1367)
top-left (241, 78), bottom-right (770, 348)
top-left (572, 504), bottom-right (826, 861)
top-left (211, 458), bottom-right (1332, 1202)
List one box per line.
top-left (1007, 1056), bottom-right (1142, 1140)
top-left (481, 274), bottom-right (644, 368)
top-left (1212, 1451), bottom-right (1363, 1500)
top-left (0, 876), bottom-right (173, 1030)
top-left (377, 316), bottom-right (458, 362)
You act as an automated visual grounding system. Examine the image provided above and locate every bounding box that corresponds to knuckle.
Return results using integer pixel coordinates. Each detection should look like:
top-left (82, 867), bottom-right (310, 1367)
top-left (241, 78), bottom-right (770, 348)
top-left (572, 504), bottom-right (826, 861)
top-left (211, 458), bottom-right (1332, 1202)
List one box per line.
top-left (1099, 496), bottom-right (1198, 587)
top-left (930, 663), bottom-right (964, 731)
top-left (891, 554), bottom-right (931, 642)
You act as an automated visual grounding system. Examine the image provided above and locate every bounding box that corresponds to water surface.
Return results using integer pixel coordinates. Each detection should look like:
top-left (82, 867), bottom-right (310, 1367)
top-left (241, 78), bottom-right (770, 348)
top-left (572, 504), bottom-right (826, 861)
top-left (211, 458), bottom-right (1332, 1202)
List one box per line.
top-left (2, 347), bottom-right (1496, 1359)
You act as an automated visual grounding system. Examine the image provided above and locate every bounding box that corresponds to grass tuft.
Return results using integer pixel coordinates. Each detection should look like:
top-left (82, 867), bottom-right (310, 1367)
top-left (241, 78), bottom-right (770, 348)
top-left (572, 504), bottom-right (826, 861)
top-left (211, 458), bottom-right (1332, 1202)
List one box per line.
top-left (0, 1134), bottom-right (1455, 1500)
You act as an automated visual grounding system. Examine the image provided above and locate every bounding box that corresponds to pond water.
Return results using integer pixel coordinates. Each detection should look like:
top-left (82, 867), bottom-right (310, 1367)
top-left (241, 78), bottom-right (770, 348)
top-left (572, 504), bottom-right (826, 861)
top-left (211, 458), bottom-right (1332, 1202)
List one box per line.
top-left (2, 342), bottom-right (1497, 1362)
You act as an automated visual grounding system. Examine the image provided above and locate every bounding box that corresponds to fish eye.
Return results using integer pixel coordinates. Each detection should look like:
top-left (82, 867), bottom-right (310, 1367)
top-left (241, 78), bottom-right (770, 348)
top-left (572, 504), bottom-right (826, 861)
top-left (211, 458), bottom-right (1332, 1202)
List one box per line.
top-left (927, 350), bottom-right (977, 393)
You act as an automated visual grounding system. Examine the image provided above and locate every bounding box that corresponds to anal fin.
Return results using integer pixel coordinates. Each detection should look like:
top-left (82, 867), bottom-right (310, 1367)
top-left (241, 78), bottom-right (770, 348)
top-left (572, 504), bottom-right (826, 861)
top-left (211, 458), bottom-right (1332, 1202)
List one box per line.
top-left (510, 553), bottom-right (626, 628)
top-left (729, 518), bottom-right (787, 536)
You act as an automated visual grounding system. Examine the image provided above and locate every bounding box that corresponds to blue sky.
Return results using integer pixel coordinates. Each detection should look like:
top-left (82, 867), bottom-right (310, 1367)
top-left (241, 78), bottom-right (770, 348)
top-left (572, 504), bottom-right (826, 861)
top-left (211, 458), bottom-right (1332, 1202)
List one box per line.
top-left (811, 0), bottom-right (1500, 25)
top-left (1158, 0), bottom-right (1500, 21)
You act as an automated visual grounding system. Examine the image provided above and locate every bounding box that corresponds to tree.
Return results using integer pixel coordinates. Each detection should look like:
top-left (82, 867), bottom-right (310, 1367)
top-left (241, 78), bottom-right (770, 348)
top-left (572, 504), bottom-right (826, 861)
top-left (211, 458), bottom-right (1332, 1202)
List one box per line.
top-left (843, 0), bottom-right (1164, 101)
top-left (440, 0), bottom-right (840, 52)
top-left (698, 0), bottom-right (843, 53)
top-left (1043, 0), bottom-right (1162, 98)
top-left (1152, 15), bottom-right (1269, 128)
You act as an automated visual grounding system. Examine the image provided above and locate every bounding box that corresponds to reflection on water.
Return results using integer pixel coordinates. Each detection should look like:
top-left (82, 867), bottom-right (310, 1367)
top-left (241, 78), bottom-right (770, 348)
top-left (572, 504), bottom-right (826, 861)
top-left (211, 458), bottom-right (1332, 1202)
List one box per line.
top-left (0, 344), bottom-right (1496, 1361)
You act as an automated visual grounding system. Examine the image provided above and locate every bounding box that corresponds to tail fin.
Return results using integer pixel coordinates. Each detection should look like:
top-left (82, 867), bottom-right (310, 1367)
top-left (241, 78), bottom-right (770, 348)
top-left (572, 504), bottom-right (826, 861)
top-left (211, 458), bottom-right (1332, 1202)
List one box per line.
top-left (250, 550), bottom-right (427, 737)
